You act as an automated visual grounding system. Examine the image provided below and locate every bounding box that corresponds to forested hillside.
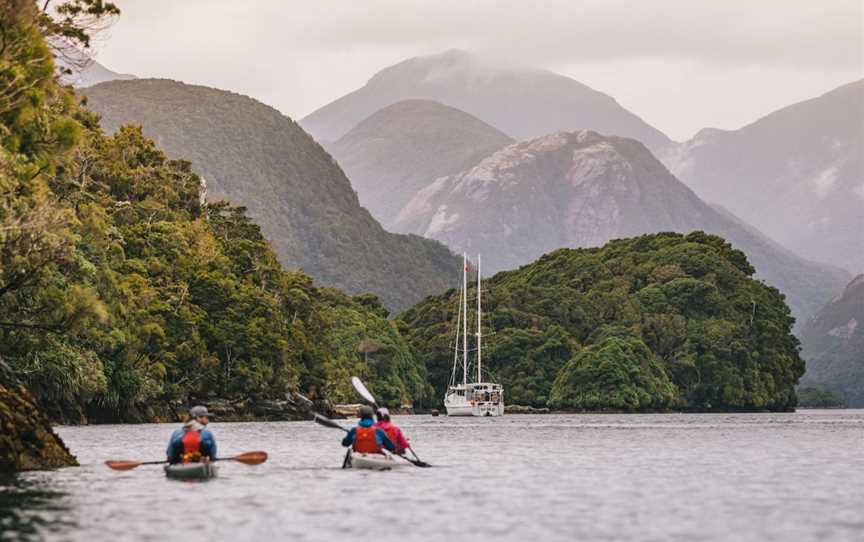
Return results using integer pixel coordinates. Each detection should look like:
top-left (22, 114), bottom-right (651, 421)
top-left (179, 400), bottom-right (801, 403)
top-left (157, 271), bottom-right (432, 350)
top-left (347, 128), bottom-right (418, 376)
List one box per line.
top-left (82, 79), bottom-right (461, 313)
top-left (399, 232), bottom-right (804, 411)
top-left (799, 275), bottom-right (864, 407)
top-left (0, 3), bottom-right (428, 423)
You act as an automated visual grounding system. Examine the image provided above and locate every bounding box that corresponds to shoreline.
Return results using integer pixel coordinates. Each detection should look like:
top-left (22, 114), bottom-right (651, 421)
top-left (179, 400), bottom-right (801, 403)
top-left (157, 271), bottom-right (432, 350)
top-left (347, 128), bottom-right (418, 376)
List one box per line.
top-left (48, 404), bottom-right (856, 427)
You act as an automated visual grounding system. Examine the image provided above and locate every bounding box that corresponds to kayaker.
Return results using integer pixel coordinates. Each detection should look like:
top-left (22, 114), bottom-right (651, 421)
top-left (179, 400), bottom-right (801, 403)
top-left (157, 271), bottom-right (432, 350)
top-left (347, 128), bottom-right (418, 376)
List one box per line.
top-left (166, 405), bottom-right (218, 464)
top-left (342, 405), bottom-right (396, 455)
top-left (374, 407), bottom-right (410, 455)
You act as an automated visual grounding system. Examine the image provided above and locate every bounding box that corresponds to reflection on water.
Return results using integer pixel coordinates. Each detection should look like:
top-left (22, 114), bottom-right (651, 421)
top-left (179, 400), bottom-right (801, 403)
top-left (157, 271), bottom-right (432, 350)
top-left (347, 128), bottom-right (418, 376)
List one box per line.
top-left (2, 410), bottom-right (863, 542)
top-left (0, 473), bottom-right (74, 542)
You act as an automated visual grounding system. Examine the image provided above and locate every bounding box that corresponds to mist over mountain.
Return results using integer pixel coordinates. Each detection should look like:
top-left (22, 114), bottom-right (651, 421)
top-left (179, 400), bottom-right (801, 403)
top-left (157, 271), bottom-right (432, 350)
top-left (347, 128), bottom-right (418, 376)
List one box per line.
top-left (800, 275), bottom-right (864, 407)
top-left (394, 130), bottom-right (848, 323)
top-left (82, 79), bottom-right (461, 312)
top-left (301, 49), bottom-right (672, 151)
top-left (663, 80), bottom-right (864, 273)
top-left (326, 99), bottom-right (513, 229)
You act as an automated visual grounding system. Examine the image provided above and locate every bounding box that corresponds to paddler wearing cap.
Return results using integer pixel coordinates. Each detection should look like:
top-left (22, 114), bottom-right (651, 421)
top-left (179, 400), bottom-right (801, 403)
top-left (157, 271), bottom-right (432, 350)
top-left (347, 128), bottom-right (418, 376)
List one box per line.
top-left (166, 405), bottom-right (218, 464)
top-left (342, 405), bottom-right (396, 455)
top-left (374, 407), bottom-right (410, 455)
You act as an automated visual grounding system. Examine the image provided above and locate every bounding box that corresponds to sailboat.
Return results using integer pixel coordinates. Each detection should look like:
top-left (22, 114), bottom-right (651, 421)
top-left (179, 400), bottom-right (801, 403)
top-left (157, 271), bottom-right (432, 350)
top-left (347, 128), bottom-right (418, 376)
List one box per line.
top-left (444, 254), bottom-right (505, 417)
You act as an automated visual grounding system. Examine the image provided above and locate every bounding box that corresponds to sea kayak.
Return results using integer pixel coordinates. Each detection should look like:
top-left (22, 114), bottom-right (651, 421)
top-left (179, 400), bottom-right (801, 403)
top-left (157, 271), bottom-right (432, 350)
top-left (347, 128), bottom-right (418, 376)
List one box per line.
top-left (347, 451), bottom-right (402, 470)
top-left (164, 461), bottom-right (218, 480)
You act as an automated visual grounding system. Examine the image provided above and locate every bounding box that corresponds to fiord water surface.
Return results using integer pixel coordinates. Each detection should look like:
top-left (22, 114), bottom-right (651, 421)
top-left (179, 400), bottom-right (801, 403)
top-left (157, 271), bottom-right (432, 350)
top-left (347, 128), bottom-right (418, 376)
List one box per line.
top-left (2, 410), bottom-right (863, 542)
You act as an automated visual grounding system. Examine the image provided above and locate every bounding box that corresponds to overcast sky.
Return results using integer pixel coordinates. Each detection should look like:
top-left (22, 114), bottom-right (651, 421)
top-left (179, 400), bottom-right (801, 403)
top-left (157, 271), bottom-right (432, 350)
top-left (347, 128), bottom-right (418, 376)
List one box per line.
top-left (93, 0), bottom-right (863, 141)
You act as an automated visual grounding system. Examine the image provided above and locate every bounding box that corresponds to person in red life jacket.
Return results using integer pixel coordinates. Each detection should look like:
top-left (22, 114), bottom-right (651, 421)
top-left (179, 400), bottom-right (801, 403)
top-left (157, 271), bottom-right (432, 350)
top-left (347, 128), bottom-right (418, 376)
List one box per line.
top-left (166, 406), bottom-right (217, 464)
top-left (374, 407), bottom-right (410, 455)
top-left (341, 405), bottom-right (396, 454)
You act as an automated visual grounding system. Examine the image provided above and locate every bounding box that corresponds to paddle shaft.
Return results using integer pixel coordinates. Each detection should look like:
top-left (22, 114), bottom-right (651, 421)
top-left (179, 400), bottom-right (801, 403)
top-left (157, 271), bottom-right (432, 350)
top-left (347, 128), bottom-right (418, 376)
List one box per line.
top-left (106, 451), bottom-right (267, 470)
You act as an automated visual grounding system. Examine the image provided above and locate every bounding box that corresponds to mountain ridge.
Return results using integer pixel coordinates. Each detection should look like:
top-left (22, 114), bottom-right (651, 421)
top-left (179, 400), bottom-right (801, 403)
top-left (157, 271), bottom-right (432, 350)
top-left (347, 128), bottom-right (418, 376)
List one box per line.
top-left (662, 79), bottom-right (864, 272)
top-left (326, 98), bottom-right (514, 229)
top-left (82, 78), bottom-right (461, 312)
top-left (301, 49), bottom-right (671, 151)
top-left (393, 129), bottom-right (849, 324)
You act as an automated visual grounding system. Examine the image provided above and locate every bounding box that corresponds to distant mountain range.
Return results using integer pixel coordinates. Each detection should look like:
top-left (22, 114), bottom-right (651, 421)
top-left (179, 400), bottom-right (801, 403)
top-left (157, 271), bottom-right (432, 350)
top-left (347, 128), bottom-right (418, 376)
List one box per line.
top-left (800, 275), bottom-right (864, 407)
top-left (663, 80), bottom-right (863, 273)
top-left (392, 129), bottom-right (848, 323)
top-left (301, 49), bottom-right (672, 151)
top-left (325, 99), bottom-right (513, 230)
top-left (83, 79), bottom-right (461, 312)
top-left (57, 56), bottom-right (135, 88)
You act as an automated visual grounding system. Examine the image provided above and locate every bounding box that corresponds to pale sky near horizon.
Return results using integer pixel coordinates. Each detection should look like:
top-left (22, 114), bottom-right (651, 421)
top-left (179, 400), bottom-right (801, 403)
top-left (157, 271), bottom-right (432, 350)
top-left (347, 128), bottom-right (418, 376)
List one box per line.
top-left (92, 0), bottom-right (863, 141)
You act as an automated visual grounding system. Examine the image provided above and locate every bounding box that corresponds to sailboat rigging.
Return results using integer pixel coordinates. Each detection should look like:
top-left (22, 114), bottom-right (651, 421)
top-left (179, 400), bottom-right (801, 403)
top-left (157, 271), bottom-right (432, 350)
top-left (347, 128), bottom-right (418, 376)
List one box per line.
top-left (444, 253), bottom-right (504, 417)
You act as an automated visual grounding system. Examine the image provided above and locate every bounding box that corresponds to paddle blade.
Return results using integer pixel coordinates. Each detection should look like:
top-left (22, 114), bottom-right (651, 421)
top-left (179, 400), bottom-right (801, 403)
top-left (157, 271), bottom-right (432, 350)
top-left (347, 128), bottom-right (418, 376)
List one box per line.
top-left (313, 413), bottom-right (348, 432)
top-left (231, 451), bottom-right (268, 465)
top-left (351, 376), bottom-right (377, 406)
top-left (105, 460), bottom-right (142, 471)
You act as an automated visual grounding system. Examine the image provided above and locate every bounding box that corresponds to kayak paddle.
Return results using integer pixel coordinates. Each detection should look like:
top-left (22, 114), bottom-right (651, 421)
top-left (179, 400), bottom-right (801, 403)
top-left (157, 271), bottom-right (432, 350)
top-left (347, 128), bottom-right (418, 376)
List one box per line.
top-left (105, 451), bottom-right (268, 471)
top-left (350, 376), bottom-right (432, 468)
top-left (351, 376), bottom-right (379, 408)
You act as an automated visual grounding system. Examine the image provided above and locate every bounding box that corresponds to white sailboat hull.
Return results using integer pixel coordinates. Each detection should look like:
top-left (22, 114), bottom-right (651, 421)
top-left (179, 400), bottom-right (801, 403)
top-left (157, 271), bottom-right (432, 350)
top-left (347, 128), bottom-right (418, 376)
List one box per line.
top-left (444, 388), bottom-right (505, 417)
top-left (444, 401), bottom-right (505, 417)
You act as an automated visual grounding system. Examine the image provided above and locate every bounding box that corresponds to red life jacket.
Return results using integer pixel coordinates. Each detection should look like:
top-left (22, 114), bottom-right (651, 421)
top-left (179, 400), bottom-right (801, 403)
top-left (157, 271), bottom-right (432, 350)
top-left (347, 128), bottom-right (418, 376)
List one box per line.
top-left (353, 426), bottom-right (381, 454)
top-left (181, 430), bottom-right (202, 463)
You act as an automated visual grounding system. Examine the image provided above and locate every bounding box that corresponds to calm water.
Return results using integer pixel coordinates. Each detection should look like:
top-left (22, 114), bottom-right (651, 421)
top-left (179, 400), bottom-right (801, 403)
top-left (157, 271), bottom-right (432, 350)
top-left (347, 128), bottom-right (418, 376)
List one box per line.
top-left (1, 411), bottom-right (863, 542)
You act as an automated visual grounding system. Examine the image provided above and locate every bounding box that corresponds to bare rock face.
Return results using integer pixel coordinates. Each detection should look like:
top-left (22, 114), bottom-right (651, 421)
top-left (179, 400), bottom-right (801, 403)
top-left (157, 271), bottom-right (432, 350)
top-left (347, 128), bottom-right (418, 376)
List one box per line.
top-left (395, 130), bottom-right (848, 324)
top-left (301, 49), bottom-right (671, 152)
top-left (663, 80), bottom-right (863, 272)
top-left (326, 99), bottom-right (513, 229)
top-left (0, 361), bottom-right (77, 472)
top-left (800, 275), bottom-right (864, 406)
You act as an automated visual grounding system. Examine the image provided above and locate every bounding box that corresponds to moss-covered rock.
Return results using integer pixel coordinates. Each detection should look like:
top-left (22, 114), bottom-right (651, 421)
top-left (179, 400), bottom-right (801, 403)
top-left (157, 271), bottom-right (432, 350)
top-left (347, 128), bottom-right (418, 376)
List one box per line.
top-left (0, 360), bottom-right (77, 472)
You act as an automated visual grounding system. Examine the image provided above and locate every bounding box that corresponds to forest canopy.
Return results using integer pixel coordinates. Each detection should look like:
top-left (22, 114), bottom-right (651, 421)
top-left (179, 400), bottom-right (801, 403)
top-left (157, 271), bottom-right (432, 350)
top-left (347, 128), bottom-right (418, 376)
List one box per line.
top-left (398, 232), bottom-right (804, 411)
top-left (0, 1), bottom-right (426, 421)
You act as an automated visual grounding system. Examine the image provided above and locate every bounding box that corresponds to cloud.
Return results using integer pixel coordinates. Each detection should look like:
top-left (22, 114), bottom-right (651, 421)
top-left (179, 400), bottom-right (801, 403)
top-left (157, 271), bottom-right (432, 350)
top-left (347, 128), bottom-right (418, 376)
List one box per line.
top-left (97, 0), bottom-right (863, 139)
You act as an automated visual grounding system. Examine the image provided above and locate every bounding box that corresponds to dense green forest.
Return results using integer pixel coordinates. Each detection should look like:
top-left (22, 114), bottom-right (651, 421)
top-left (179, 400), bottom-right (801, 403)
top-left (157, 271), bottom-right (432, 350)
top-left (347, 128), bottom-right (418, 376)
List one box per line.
top-left (399, 232), bottom-right (804, 411)
top-left (0, 1), bottom-right (427, 421)
top-left (82, 78), bottom-right (462, 314)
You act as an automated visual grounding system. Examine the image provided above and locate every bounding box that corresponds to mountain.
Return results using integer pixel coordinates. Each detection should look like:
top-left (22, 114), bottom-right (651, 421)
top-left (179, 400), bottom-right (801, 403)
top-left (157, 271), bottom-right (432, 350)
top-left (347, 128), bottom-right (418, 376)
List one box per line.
top-left (662, 80), bottom-right (864, 272)
top-left (301, 49), bottom-right (671, 151)
top-left (799, 275), bottom-right (864, 407)
top-left (394, 130), bottom-right (849, 323)
top-left (325, 99), bottom-right (514, 229)
top-left (82, 79), bottom-right (461, 312)
top-left (398, 232), bottom-right (804, 412)
top-left (57, 55), bottom-right (136, 88)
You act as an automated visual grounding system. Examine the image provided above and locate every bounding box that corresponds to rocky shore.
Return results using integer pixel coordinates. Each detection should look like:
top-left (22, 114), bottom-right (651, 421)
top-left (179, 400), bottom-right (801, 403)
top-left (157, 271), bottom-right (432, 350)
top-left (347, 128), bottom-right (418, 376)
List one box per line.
top-left (504, 405), bottom-right (551, 415)
top-left (72, 394), bottom-right (341, 425)
top-left (0, 360), bottom-right (77, 472)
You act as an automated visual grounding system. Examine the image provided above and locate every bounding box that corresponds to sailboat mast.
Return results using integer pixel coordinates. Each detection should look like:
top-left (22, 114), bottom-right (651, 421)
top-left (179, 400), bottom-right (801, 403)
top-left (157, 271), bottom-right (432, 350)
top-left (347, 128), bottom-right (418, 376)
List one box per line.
top-left (476, 254), bottom-right (482, 383)
top-left (462, 253), bottom-right (468, 387)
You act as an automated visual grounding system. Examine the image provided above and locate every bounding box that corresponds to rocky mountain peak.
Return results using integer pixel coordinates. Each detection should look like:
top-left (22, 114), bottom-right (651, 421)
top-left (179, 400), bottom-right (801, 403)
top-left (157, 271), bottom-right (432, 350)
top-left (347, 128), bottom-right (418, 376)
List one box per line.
top-left (327, 99), bottom-right (513, 229)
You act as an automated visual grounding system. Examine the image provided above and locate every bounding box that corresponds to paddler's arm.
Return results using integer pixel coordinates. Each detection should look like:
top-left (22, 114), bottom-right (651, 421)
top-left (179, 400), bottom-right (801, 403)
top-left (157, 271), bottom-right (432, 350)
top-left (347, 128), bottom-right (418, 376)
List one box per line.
top-left (341, 428), bottom-right (356, 447)
top-left (166, 428), bottom-right (182, 461)
top-left (375, 428), bottom-right (396, 452)
top-left (200, 429), bottom-right (217, 459)
top-left (394, 428), bottom-right (410, 451)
